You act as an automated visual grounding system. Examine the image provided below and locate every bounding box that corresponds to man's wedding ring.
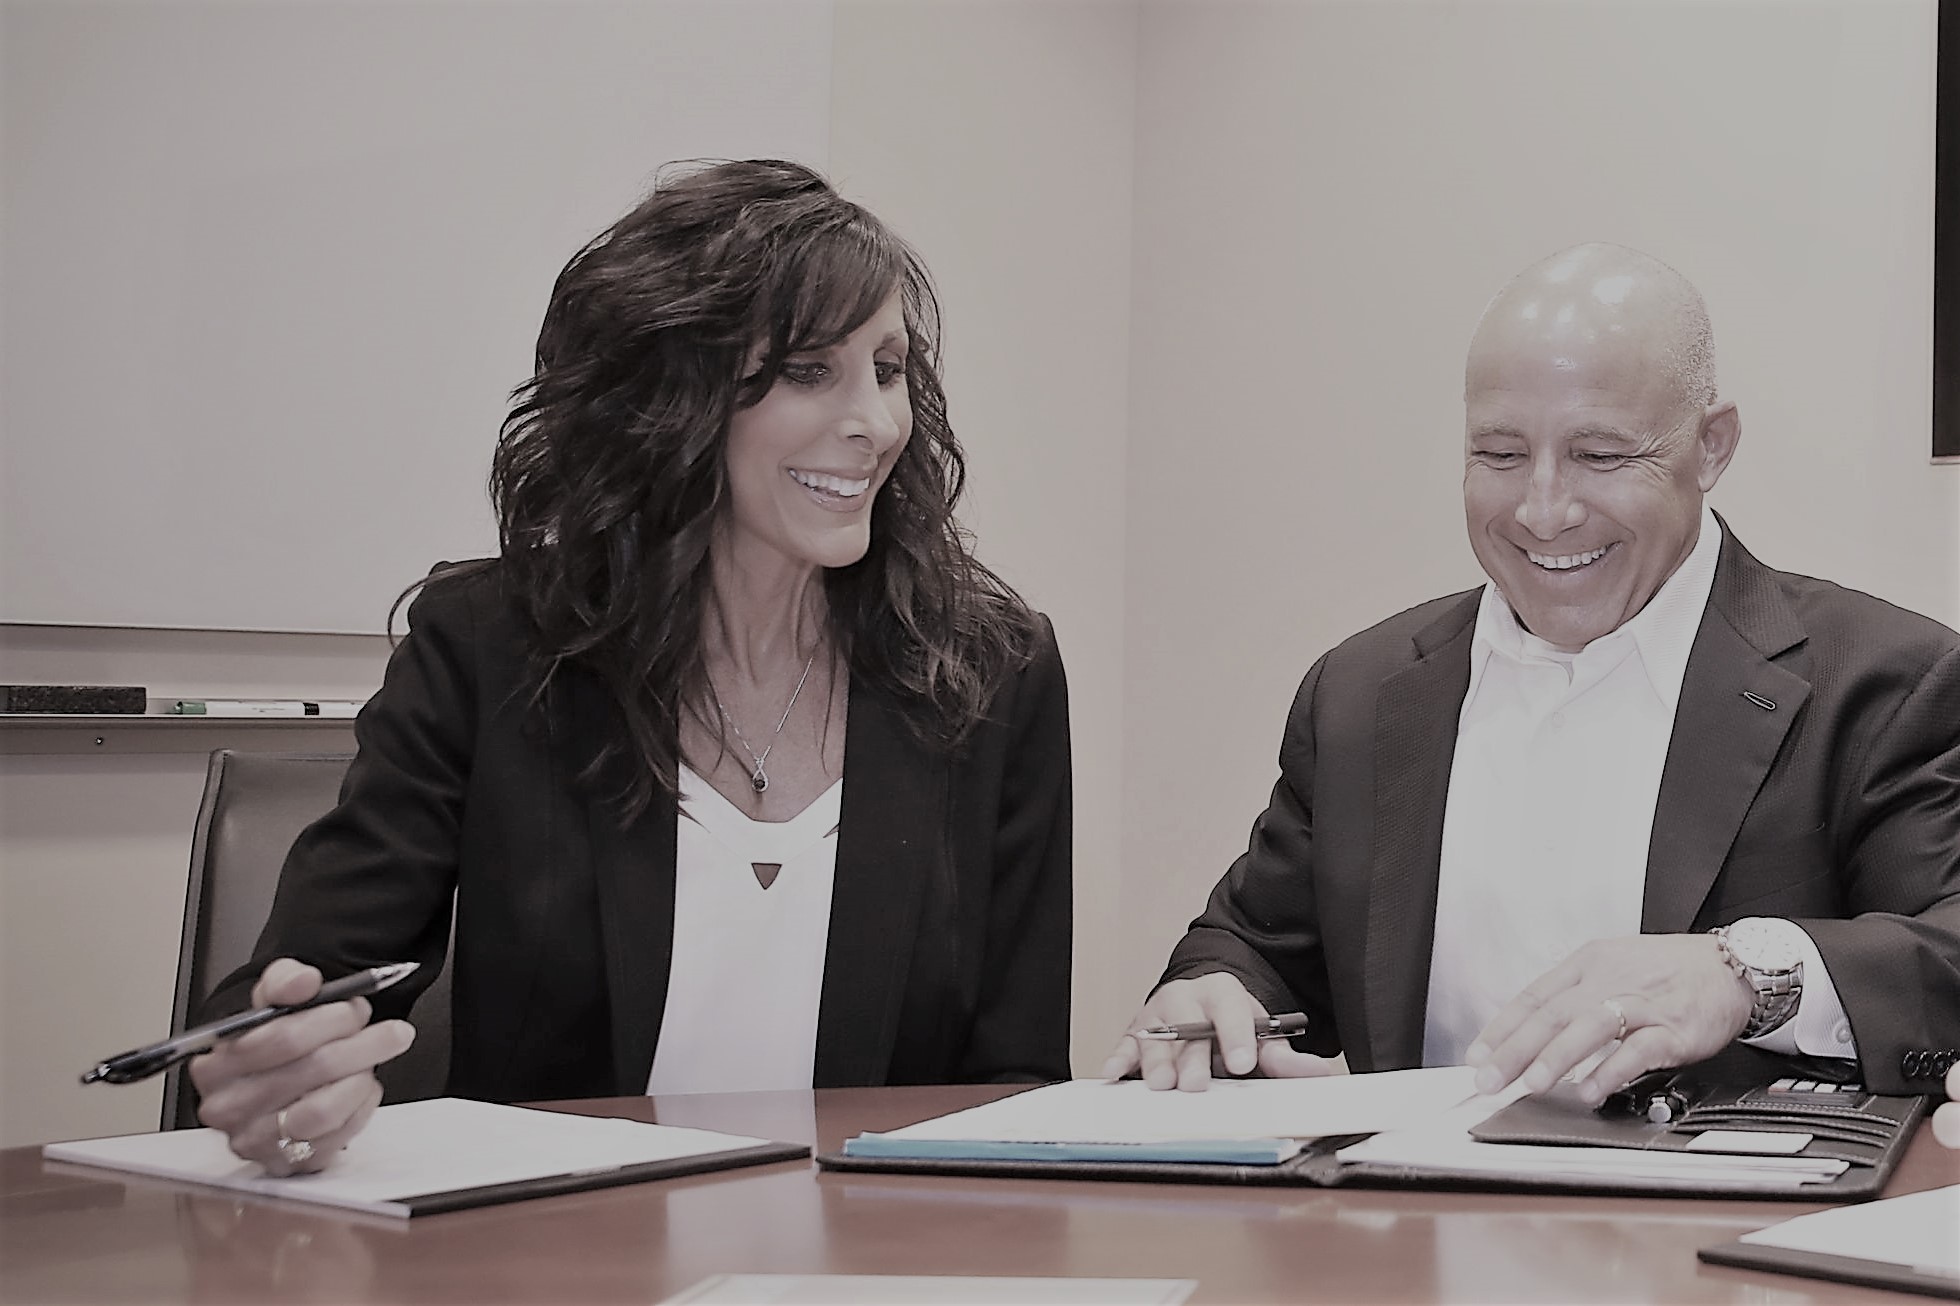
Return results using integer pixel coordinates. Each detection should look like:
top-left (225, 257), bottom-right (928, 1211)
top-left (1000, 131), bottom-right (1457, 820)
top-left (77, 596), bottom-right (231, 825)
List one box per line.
top-left (1602, 997), bottom-right (1629, 1044)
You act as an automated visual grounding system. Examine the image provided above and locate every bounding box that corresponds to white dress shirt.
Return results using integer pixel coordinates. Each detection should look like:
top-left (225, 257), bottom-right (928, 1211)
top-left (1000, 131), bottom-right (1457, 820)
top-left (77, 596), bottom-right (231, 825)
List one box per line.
top-left (647, 765), bottom-right (842, 1095)
top-left (1422, 507), bottom-right (1856, 1067)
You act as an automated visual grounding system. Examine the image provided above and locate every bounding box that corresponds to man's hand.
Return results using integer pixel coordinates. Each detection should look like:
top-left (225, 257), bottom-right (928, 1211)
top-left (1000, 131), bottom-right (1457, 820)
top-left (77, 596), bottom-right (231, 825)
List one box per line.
top-left (1935, 1063), bottom-right (1960, 1150)
top-left (1465, 934), bottom-right (1751, 1105)
top-left (1099, 973), bottom-right (1340, 1091)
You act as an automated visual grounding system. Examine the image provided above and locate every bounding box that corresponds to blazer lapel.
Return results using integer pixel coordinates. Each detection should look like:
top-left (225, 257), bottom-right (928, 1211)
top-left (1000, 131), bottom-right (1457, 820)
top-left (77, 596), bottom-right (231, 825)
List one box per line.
top-left (563, 673), bottom-right (678, 1095)
top-left (1363, 594), bottom-right (1479, 1071)
top-left (814, 677), bottom-right (937, 1087)
top-left (1642, 529), bottom-right (1810, 932)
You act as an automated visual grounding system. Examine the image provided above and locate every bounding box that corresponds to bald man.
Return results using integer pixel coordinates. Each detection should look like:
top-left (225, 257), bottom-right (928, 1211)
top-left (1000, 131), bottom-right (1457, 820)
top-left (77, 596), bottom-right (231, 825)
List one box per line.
top-left (1106, 244), bottom-right (1960, 1102)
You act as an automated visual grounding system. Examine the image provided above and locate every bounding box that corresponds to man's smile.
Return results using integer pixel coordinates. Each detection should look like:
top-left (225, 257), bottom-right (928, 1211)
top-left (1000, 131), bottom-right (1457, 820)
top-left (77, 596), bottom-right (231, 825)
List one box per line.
top-left (1523, 542), bottom-right (1613, 571)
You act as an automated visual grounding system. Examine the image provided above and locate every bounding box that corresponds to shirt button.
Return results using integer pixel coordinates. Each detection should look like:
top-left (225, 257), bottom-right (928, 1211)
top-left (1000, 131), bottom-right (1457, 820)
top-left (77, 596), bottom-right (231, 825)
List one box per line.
top-left (1832, 1021), bottom-right (1852, 1046)
top-left (1549, 711), bottom-right (1567, 729)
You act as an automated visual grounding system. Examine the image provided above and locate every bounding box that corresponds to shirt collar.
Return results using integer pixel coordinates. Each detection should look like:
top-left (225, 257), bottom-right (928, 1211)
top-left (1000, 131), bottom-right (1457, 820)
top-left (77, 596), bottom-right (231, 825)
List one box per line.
top-left (1465, 505), bottom-right (1723, 712)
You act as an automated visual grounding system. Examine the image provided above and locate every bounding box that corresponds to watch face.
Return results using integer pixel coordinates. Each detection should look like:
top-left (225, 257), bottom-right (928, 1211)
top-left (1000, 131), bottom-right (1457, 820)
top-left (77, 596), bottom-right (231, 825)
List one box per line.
top-left (1727, 918), bottom-right (1802, 974)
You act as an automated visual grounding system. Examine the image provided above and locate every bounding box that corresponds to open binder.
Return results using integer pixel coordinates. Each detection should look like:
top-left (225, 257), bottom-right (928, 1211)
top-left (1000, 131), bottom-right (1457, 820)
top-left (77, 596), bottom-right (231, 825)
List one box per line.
top-left (818, 1061), bottom-right (1928, 1201)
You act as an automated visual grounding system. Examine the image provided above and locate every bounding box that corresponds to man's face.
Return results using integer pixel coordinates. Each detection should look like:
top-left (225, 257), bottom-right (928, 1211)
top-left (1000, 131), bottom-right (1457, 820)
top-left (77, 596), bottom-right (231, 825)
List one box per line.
top-left (1462, 315), bottom-right (1736, 651)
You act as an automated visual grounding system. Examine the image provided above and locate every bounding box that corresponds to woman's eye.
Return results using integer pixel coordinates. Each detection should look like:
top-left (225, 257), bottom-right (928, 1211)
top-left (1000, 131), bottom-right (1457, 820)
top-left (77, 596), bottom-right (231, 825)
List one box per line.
top-left (779, 361), bottom-right (827, 386)
top-left (875, 360), bottom-right (906, 386)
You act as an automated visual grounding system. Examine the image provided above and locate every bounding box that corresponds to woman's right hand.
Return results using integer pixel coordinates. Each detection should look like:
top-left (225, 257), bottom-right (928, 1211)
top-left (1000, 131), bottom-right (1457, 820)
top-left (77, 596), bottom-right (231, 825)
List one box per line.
top-left (188, 959), bottom-right (416, 1175)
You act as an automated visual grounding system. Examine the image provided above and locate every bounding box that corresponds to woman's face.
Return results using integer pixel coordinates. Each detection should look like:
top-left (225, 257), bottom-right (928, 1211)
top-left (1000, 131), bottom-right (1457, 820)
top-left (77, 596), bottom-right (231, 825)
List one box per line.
top-left (720, 291), bottom-right (913, 573)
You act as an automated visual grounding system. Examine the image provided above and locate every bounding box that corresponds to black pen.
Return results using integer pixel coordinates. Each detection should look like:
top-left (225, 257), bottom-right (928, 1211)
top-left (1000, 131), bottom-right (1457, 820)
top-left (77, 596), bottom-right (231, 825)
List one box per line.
top-left (80, 962), bottom-right (418, 1085)
top-left (1135, 1012), bottom-right (1310, 1043)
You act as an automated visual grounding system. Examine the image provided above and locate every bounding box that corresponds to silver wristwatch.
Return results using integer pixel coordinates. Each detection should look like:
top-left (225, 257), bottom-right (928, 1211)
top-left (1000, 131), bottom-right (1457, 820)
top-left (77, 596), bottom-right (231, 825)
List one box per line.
top-left (1713, 917), bottom-right (1805, 1039)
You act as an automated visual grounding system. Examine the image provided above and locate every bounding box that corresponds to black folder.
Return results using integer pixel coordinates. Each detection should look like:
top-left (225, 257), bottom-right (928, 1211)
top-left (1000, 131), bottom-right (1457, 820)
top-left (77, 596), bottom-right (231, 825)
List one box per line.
top-left (1698, 1238), bottom-right (1960, 1300)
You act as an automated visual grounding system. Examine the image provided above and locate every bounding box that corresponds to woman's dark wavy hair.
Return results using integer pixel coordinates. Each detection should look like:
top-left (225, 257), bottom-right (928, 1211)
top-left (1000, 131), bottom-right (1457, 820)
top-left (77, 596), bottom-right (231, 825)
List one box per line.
top-left (478, 159), bottom-right (1036, 817)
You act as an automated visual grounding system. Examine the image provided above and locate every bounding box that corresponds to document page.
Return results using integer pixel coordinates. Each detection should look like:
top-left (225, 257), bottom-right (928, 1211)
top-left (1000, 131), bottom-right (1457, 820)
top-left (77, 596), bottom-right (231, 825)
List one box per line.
top-left (667, 1275), bottom-right (1197, 1304)
top-left (46, 1098), bottom-right (789, 1217)
top-left (869, 1066), bottom-right (1481, 1144)
top-left (1737, 1183), bottom-right (1960, 1275)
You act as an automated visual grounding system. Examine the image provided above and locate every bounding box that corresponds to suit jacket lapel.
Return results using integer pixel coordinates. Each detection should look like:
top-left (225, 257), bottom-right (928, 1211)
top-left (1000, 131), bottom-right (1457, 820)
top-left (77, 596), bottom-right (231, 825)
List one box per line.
top-left (564, 672), bottom-right (678, 1096)
top-left (1642, 528), bottom-right (1810, 932)
top-left (1363, 594), bottom-right (1479, 1071)
top-left (814, 677), bottom-right (936, 1087)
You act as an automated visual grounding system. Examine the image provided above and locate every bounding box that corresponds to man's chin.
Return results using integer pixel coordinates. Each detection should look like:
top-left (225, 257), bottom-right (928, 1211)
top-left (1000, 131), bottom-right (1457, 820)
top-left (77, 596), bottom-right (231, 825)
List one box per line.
top-left (1508, 598), bottom-right (1616, 652)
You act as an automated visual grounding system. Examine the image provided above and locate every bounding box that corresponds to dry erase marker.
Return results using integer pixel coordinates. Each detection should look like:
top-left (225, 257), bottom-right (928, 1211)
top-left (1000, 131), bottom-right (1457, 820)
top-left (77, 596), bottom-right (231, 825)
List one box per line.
top-left (170, 699), bottom-right (364, 718)
top-left (1135, 1012), bottom-right (1310, 1042)
top-left (80, 962), bottom-right (418, 1085)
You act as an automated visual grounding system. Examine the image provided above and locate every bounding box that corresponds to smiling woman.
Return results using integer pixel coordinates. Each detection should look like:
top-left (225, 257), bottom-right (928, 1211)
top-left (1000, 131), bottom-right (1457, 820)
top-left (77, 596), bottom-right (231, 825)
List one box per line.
top-left (186, 160), bottom-right (1074, 1177)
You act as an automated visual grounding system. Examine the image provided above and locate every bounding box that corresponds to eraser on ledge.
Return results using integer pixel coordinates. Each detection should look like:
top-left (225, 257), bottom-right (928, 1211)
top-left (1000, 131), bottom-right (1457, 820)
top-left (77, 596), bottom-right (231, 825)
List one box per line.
top-left (0, 685), bottom-right (148, 714)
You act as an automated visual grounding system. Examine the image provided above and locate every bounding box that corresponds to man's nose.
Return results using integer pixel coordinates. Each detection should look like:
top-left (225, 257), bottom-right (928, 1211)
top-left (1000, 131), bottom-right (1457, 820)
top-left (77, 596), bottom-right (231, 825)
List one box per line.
top-left (1514, 460), bottom-right (1585, 540)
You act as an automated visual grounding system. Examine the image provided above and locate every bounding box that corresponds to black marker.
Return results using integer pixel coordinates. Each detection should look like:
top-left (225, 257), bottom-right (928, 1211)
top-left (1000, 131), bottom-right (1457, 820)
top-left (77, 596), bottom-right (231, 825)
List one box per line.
top-left (81, 962), bottom-right (418, 1085)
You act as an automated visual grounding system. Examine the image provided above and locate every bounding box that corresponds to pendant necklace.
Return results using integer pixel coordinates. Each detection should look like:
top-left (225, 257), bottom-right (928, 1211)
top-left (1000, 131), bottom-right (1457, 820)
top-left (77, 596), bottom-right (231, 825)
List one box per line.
top-left (709, 647), bottom-right (819, 794)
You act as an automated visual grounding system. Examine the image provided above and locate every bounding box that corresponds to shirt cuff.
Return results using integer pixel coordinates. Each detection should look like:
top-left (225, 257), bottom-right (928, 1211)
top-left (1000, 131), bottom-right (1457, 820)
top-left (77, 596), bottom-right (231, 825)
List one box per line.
top-left (1740, 922), bottom-right (1858, 1060)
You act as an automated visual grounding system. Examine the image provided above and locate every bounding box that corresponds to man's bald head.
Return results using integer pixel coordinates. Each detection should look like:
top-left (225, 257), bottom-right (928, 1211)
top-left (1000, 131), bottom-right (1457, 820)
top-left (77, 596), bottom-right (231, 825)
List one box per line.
top-left (1466, 243), bottom-right (1716, 418)
top-left (1459, 243), bottom-right (1741, 652)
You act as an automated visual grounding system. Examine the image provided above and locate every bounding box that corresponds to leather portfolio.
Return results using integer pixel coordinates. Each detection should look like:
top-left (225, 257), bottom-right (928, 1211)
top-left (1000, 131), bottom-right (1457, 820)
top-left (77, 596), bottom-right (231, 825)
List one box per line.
top-left (818, 1062), bottom-right (1928, 1202)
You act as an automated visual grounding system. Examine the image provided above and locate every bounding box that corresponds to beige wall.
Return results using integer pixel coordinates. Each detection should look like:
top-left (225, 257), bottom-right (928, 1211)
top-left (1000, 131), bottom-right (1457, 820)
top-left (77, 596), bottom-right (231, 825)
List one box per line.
top-left (0, 629), bottom-right (389, 1144)
top-left (1118, 0), bottom-right (1955, 998)
top-left (4, 0), bottom-right (1953, 1147)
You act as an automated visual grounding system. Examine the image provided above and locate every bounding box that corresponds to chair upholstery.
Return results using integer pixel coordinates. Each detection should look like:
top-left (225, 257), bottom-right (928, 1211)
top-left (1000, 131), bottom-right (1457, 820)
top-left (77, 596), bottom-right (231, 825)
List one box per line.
top-left (162, 750), bottom-right (453, 1129)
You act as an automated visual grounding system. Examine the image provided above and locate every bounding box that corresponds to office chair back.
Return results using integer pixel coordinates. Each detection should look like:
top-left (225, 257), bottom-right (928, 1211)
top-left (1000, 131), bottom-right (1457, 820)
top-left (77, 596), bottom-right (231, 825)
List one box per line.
top-left (162, 750), bottom-right (453, 1129)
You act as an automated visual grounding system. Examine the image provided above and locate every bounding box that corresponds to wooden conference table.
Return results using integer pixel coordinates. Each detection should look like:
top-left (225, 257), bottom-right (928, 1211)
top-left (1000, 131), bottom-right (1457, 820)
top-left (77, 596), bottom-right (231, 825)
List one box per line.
top-left (5, 1084), bottom-right (1957, 1304)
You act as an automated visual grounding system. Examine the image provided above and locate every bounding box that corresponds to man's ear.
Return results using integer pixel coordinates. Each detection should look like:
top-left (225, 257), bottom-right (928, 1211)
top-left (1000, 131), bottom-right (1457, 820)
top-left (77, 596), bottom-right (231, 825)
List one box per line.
top-left (1696, 401), bottom-right (1741, 492)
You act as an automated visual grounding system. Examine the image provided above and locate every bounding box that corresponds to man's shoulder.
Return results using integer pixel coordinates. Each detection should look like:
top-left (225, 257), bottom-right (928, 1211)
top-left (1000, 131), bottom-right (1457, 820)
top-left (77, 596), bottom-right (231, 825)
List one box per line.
top-left (1739, 550), bottom-right (1960, 668)
top-left (1320, 587), bottom-right (1483, 673)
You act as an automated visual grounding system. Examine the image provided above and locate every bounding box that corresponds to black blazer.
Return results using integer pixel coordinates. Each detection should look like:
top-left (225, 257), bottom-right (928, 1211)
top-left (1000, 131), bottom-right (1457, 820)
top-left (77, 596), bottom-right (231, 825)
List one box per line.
top-left (207, 563), bottom-right (1073, 1098)
top-left (1165, 524), bottom-right (1960, 1094)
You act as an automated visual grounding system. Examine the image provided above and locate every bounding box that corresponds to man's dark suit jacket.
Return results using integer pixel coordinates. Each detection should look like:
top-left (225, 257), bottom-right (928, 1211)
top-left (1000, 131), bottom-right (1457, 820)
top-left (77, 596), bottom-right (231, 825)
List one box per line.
top-left (1164, 525), bottom-right (1960, 1095)
top-left (206, 563), bottom-right (1074, 1099)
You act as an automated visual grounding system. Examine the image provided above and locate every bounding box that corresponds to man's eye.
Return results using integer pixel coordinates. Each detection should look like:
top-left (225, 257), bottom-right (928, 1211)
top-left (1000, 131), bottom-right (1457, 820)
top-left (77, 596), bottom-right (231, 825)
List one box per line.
top-left (1577, 452), bottom-right (1628, 468)
top-left (1474, 450), bottom-right (1523, 466)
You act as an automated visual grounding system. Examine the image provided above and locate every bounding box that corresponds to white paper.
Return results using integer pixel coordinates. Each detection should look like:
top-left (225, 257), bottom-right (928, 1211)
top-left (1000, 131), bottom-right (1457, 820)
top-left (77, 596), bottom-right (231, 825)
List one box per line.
top-left (664, 1275), bottom-right (1197, 1304)
top-left (1738, 1183), bottom-right (1960, 1276)
top-left (869, 1067), bottom-right (1481, 1145)
top-left (44, 1098), bottom-right (784, 1217)
top-left (1685, 1129), bottom-right (1813, 1155)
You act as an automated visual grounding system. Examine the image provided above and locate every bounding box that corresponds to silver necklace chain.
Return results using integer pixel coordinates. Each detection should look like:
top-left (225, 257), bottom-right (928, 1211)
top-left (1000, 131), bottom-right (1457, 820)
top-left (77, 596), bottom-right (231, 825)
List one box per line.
top-left (709, 647), bottom-right (818, 795)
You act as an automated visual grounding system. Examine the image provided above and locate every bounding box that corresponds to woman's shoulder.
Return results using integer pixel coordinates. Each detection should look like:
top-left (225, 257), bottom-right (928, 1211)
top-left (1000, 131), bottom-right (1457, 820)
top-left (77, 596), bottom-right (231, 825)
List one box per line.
top-left (979, 606), bottom-right (1066, 734)
top-left (403, 558), bottom-right (513, 621)
top-left (396, 558), bottom-right (533, 659)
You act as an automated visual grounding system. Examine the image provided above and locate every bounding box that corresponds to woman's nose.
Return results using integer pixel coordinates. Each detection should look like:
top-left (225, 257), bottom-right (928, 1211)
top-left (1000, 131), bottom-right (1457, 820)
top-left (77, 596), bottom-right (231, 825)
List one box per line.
top-left (842, 368), bottom-right (905, 450)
